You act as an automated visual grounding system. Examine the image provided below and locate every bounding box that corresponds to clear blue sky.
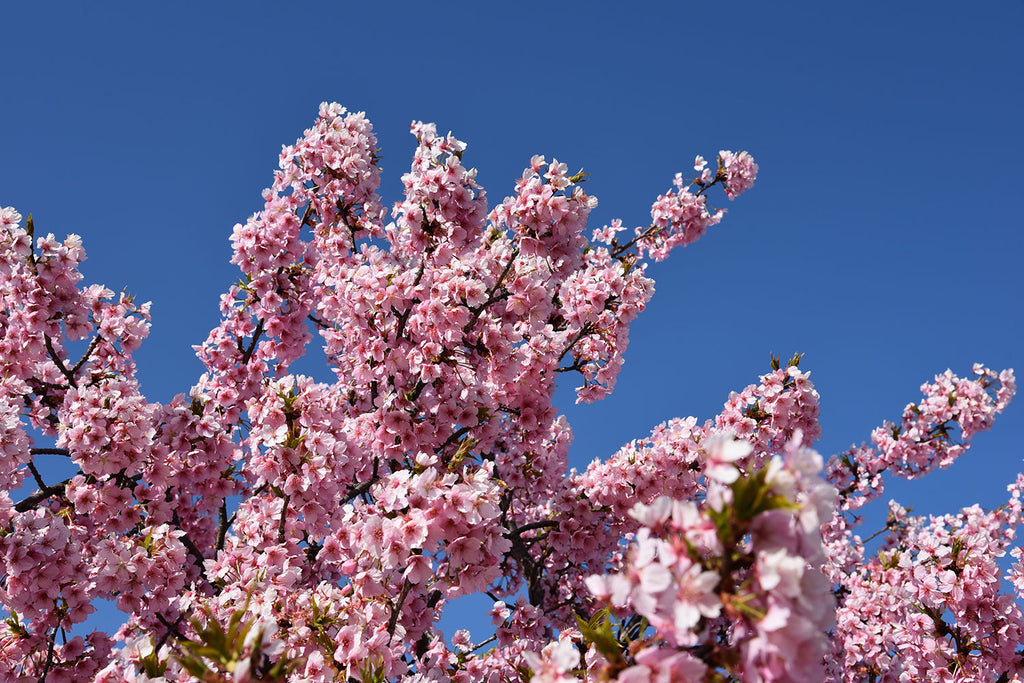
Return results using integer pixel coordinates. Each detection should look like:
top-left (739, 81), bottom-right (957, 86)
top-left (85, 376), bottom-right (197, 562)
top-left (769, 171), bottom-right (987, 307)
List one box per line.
top-left (3, 0), bottom-right (1023, 645)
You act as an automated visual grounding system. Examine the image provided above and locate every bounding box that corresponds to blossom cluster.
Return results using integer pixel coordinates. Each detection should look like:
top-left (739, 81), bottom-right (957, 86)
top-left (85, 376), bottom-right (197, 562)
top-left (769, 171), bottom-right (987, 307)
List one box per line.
top-left (1, 106), bottom-right (1021, 683)
top-left (575, 435), bottom-right (836, 683)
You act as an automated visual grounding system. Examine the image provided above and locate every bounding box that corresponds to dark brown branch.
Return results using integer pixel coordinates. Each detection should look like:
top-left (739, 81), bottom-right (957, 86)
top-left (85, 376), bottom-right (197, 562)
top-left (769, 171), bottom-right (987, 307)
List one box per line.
top-left (304, 536), bottom-right (322, 564)
top-left (216, 499), bottom-right (229, 551)
top-left (387, 579), bottom-right (413, 639)
top-left (36, 607), bottom-right (61, 683)
top-left (154, 612), bottom-right (187, 652)
top-left (340, 477), bottom-right (376, 506)
top-left (179, 532), bottom-right (207, 571)
top-left (43, 335), bottom-right (76, 388)
top-left (505, 528), bottom-right (543, 606)
top-left (610, 223), bottom-right (662, 258)
top-left (555, 360), bottom-right (586, 374)
top-left (27, 461), bottom-right (48, 490)
top-left (241, 319), bottom-right (265, 365)
top-left (340, 459), bottom-right (381, 506)
top-left (24, 215), bottom-right (37, 271)
top-left (861, 507), bottom-right (913, 545)
top-left (14, 480), bottom-right (70, 513)
top-left (463, 248), bottom-right (519, 334)
top-left (307, 313), bottom-right (330, 329)
top-left (298, 203), bottom-right (315, 228)
top-left (438, 425), bottom-right (473, 453)
top-left (69, 334), bottom-right (103, 377)
top-left (171, 512), bottom-right (210, 577)
top-left (277, 494), bottom-right (289, 544)
top-left (403, 378), bottom-right (426, 403)
top-left (506, 519), bottom-right (559, 538)
top-left (466, 634), bottom-right (497, 654)
top-left (393, 261), bottom-right (426, 342)
top-left (609, 177), bottom-right (723, 258)
top-left (25, 377), bottom-right (68, 392)
top-left (29, 448), bottom-right (70, 457)
top-left (556, 323), bottom-right (596, 365)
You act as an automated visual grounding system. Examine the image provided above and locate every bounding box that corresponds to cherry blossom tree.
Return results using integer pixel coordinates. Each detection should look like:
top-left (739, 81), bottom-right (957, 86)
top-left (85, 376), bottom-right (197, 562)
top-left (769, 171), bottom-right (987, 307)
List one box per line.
top-left (1, 104), bottom-right (1019, 682)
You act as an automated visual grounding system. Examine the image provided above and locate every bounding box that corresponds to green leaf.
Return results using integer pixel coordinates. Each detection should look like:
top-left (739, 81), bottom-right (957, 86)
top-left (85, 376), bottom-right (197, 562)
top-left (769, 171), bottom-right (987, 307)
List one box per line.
top-left (4, 612), bottom-right (27, 637)
top-left (357, 656), bottom-right (387, 683)
top-left (879, 551), bottom-right (900, 570)
top-left (176, 653), bottom-right (209, 678)
top-left (707, 506), bottom-right (733, 545)
top-left (575, 610), bottom-right (624, 665)
top-left (139, 643), bottom-right (169, 678)
top-left (761, 494), bottom-right (799, 514)
top-left (730, 467), bottom-right (766, 521)
top-left (141, 527), bottom-right (155, 555)
top-left (569, 168), bottom-right (589, 184)
top-left (227, 607), bottom-right (253, 657)
top-left (730, 465), bottom-right (799, 522)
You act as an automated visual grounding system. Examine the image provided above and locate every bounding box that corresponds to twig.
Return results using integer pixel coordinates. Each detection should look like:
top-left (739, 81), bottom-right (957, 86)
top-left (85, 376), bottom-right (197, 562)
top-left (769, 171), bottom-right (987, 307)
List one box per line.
top-left (340, 460), bottom-right (380, 505)
top-left (14, 479), bottom-right (71, 513)
top-left (241, 319), bottom-right (265, 365)
top-left (556, 323), bottom-right (596, 365)
top-left (43, 336), bottom-right (76, 388)
top-left (307, 313), bottom-right (330, 329)
top-left (466, 634), bottom-right (497, 654)
top-left (438, 425), bottom-right (473, 453)
top-left (277, 494), bottom-right (289, 544)
top-left (463, 247), bottom-right (519, 334)
top-left (27, 461), bottom-right (48, 490)
top-left (154, 612), bottom-right (187, 652)
top-left (505, 519), bottom-right (559, 538)
top-left (29, 448), bottom-right (70, 457)
top-left (216, 499), bottom-right (229, 550)
top-left (171, 512), bottom-right (210, 577)
top-left (387, 579), bottom-right (413, 640)
top-left (69, 334), bottom-right (103, 377)
top-left (36, 605), bottom-right (62, 683)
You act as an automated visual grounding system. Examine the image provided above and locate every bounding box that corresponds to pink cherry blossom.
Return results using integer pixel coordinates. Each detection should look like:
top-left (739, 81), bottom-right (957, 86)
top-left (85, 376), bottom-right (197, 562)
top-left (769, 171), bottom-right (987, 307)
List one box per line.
top-left (2, 106), bottom-right (1021, 683)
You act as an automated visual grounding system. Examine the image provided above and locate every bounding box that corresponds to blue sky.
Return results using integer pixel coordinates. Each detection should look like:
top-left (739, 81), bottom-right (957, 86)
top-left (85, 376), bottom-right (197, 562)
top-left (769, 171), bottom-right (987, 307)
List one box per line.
top-left (3, 0), bottom-right (1023, 645)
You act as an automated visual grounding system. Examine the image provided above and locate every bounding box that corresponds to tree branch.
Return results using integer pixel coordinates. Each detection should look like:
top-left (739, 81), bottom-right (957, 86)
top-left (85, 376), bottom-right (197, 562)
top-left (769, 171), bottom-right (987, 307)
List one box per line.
top-left (393, 261), bottom-right (426, 342)
top-left (387, 579), bottom-right (413, 640)
top-left (14, 480), bottom-right (70, 513)
top-left (340, 460), bottom-right (380, 506)
top-left (340, 477), bottom-right (376, 506)
top-left (505, 519), bottom-right (559, 539)
top-left (154, 612), bottom-right (187, 653)
top-left (29, 448), bottom-right (70, 457)
top-left (27, 461), bottom-right (48, 490)
top-left (217, 499), bottom-right (229, 551)
top-left (171, 511), bottom-right (211, 581)
top-left (241, 319), bottom-right (265, 365)
top-left (16, 464), bottom-right (72, 513)
top-left (463, 247), bottom-right (519, 334)
top-left (36, 603), bottom-right (63, 683)
top-left (556, 322), bottom-right (596, 365)
top-left (69, 334), bottom-right (103, 377)
top-left (43, 335), bottom-right (76, 388)
top-left (277, 494), bottom-right (289, 544)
